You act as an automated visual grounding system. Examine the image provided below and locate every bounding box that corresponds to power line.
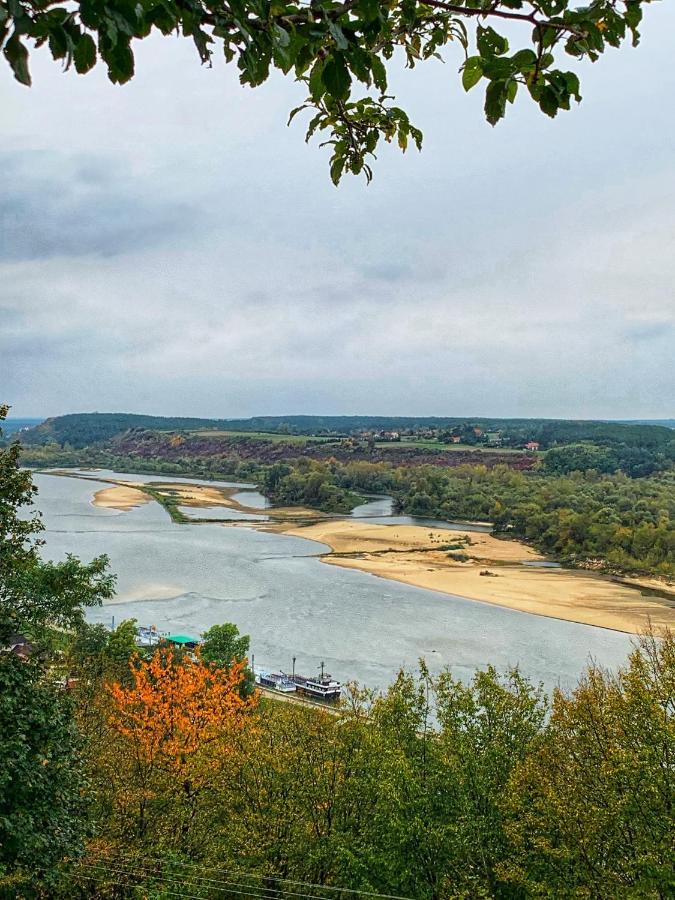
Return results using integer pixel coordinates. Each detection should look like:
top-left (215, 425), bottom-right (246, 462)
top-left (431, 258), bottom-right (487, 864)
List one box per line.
top-left (84, 857), bottom-right (337, 900)
top-left (88, 850), bottom-right (414, 900)
top-left (74, 871), bottom-right (238, 900)
top-left (82, 858), bottom-right (393, 900)
top-left (81, 857), bottom-right (357, 900)
top-left (77, 861), bottom-right (267, 900)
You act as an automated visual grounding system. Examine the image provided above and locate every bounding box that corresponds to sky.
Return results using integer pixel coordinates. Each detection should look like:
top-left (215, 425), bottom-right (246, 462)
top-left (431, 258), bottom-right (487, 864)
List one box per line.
top-left (1, 5), bottom-right (674, 421)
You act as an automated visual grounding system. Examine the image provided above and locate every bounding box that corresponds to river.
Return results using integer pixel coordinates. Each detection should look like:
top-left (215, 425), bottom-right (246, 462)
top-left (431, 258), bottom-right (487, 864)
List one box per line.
top-left (31, 469), bottom-right (634, 693)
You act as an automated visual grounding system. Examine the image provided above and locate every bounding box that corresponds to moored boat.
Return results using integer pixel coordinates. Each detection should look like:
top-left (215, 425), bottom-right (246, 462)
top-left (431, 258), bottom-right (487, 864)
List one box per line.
top-left (254, 667), bottom-right (296, 693)
top-left (289, 672), bottom-right (342, 702)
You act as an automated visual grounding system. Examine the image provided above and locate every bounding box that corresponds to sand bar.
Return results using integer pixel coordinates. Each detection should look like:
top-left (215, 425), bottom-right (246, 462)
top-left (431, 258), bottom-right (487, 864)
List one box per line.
top-left (92, 485), bottom-right (151, 510)
top-left (281, 520), bottom-right (675, 635)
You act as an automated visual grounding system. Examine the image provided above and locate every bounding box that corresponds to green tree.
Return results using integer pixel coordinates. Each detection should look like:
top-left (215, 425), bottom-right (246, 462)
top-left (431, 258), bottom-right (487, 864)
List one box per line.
top-left (507, 630), bottom-right (675, 898)
top-left (543, 442), bottom-right (619, 475)
top-left (0, 655), bottom-right (87, 896)
top-left (1, 0), bottom-right (650, 181)
top-left (0, 405), bottom-right (114, 892)
top-left (201, 622), bottom-right (255, 695)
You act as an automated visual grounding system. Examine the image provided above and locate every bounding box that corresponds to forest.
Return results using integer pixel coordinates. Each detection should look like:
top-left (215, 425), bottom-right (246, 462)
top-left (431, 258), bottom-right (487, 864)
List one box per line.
top-left (388, 465), bottom-right (675, 576)
top-left (2, 418), bottom-right (674, 898)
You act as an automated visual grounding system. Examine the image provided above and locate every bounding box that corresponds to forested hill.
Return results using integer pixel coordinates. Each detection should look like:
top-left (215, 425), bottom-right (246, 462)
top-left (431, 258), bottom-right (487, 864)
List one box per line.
top-left (19, 413), bottom-right (228, 448)
top-left (18, 411), bottom-right (675, 451)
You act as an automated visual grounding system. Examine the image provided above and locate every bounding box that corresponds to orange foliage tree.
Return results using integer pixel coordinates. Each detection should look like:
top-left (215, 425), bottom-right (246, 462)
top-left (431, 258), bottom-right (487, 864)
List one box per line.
top-left (106, 647), bottom-right (256, 848)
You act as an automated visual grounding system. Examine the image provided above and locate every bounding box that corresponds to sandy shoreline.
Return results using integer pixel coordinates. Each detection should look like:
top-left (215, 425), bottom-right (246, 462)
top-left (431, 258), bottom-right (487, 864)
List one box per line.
top-left (280, 520), bottom-right (675, 635)
top-left (88, 475), bottom-right (675, 635)
top-left (92, 481), bottom-right (249, 511)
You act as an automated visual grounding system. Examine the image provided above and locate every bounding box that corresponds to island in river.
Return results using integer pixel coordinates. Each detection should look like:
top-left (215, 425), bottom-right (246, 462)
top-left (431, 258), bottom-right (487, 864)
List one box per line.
top-left (81, 469), bottom-right (675, 635)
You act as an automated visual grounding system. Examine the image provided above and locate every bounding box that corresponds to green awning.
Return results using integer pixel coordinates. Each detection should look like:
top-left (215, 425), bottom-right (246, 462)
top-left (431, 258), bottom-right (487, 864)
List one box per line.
top-left (166, 634), bottom-right (199, 645)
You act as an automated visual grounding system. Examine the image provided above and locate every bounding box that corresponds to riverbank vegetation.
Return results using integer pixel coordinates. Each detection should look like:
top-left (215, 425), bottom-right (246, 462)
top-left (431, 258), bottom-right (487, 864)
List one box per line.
top-left (14, 413), bottom-right (675, 577)
top-left (3, 410), bottom-right (675, 898)
top-left (391, 465), bottom-right (675, 577)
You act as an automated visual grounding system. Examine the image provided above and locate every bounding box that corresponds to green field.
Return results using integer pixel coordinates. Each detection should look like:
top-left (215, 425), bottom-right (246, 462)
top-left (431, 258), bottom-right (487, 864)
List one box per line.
top-left (189, 429), bottom-right (334, 444)
top-left (375, 439), bottom-right (527, 453)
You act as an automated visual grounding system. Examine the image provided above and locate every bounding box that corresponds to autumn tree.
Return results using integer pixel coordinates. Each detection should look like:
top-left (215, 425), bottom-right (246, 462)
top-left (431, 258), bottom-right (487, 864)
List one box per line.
top-left (100, 647), bottom-right (256, 856)
top-left (1, 0), bottom-right (653, 181)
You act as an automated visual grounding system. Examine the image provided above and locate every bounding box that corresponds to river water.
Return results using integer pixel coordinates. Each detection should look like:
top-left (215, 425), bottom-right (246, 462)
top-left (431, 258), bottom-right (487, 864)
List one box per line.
top-left (30, 469), bottom-right (634, 694)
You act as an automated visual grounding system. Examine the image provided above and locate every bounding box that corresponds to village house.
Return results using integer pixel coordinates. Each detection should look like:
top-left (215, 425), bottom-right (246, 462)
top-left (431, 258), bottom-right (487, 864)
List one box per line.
top-left (525, 440), bottom-right (540, 451)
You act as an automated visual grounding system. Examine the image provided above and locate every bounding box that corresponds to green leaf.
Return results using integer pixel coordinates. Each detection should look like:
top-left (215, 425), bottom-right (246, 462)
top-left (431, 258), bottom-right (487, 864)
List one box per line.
top-left (625, 1), bottom-right (642, 29)
top-left (328, 21), bottom-right (349, 51)
top-left (330, 155), bottom-right (345, 185)
top-left (358, 0), bottom-right (380, 23)
top-left (370, 53), bottom-right (386, 92)
top-left (104, 40), bottom-right (134, 84)
top-left (484, 80), bottom-right (507, 125)
top-left (563, 70), bottom-right (581, 101)
top-left (74, 33), bottom-right (97, 74)
top-left (3, 32), bottom-right (31, 86)
top-left (309, 58), bottom-right (325, 100)
top-left (538, 85), bottom-right (559, 118)
top-left (462, 56), bottom-right (483, 91)
top-left (510, 49), bottom-right (537, 72)
top-left (322, 53), bottom-right (351, 101)
top-left (272, 24), bottom-right (290, 49)
top-left (477, 26), bottom-right (509, 58)
top-left (287, 104), bottom-right (306, 126)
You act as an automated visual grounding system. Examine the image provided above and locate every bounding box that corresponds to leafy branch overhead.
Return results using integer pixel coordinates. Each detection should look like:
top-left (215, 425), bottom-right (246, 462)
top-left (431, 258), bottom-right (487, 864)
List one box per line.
top-left (1, 0), bottom-right (650, 181)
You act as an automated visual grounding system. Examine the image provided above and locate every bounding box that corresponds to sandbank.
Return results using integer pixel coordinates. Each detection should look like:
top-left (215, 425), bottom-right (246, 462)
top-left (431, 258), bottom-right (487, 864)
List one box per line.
top-left (281, 520), bottom-right (675, 635)
top-left (92, 485), bottom-right (151, 510)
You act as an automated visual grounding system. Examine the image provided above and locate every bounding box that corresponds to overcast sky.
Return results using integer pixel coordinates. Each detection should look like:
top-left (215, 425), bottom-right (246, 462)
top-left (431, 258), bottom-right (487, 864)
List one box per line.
top-left (2, 5), bottom-right (674, 420)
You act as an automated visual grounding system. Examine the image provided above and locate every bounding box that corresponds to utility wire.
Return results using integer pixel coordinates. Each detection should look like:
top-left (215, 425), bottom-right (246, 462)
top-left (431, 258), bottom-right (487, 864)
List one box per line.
top-left (77, 862), bottom-right (266, 899)
top-left (88, 850), bottom-right (414, 900)
top-left (80, 858), bottom-right (346, 900)
top-left (74, 871), bottom-right (241, 900)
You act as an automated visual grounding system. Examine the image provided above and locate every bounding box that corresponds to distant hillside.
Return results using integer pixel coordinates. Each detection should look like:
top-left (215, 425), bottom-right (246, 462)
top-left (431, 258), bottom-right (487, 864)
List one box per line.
top-left (617, 419), bottom-right (675, 429)
top-left (21, 413), bottom-right (227, 448)
top-left (20, 411), bottom-right (675, 451)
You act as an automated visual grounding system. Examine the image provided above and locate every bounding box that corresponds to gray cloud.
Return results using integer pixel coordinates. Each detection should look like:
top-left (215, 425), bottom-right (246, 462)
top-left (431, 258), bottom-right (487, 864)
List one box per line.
top-left (0, 151), bottom-right (198, 260)
top-left (1, 6), bottom-right (674, 419)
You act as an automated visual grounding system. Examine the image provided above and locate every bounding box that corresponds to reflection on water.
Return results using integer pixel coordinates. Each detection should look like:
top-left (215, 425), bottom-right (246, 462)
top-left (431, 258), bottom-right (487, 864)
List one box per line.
top-left (231, 489), bottom-right (270, 510)
top-left (350, 495), bottom-right (492, 532)
top-left (30, 469), bottom-right (634, 694)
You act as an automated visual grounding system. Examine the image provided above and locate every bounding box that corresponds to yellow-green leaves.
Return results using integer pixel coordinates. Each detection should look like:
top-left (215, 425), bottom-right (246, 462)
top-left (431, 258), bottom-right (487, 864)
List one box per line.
top-left (462, 56), bottom-right (483, 91)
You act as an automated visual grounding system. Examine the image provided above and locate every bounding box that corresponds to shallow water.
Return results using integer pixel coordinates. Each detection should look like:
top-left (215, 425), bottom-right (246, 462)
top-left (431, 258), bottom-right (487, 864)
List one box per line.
top-left (31, 470), bottom-right (634, 694)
